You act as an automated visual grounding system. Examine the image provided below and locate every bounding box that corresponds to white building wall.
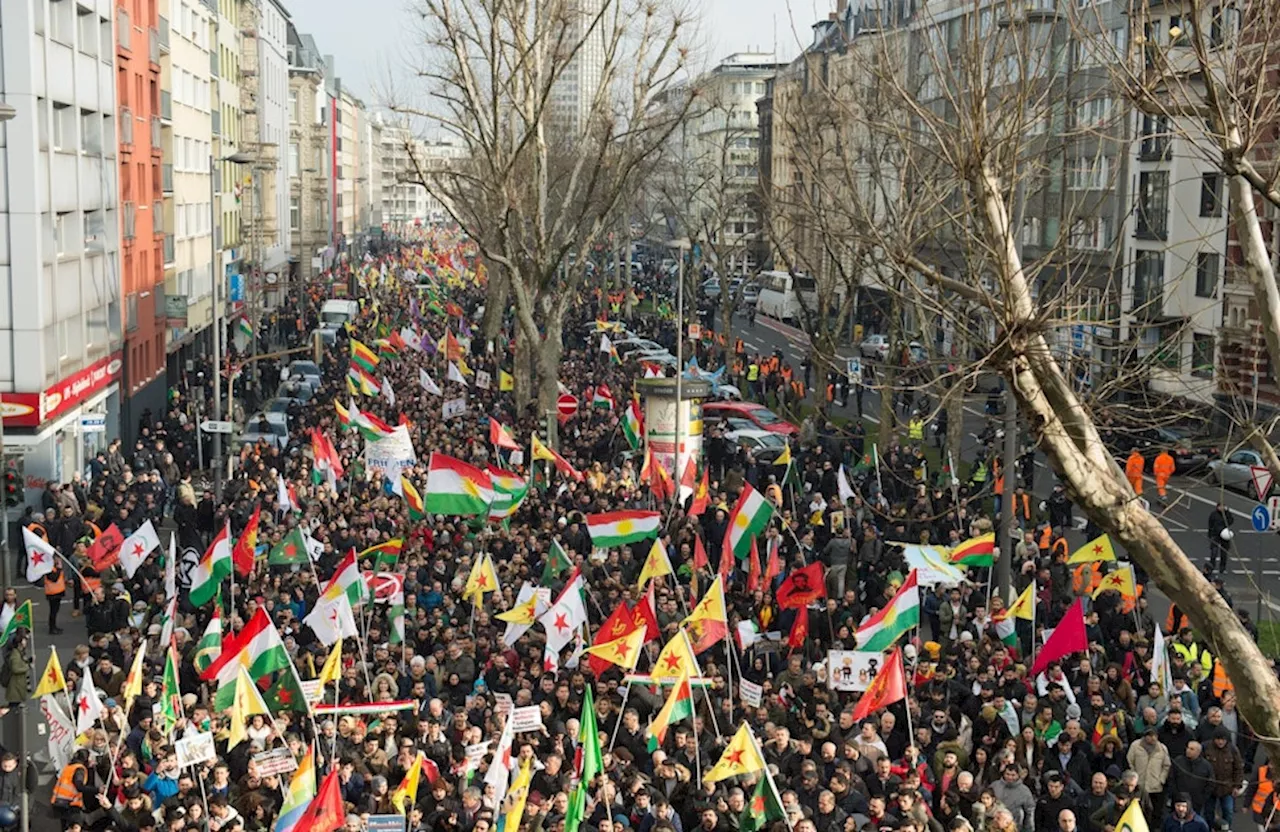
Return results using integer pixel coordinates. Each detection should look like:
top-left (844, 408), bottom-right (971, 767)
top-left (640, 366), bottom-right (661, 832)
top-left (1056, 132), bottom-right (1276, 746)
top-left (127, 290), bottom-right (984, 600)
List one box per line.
top-left (258, 0), bottom-right (289, 273)
top-left (170, 0), bottom-right (215, 335)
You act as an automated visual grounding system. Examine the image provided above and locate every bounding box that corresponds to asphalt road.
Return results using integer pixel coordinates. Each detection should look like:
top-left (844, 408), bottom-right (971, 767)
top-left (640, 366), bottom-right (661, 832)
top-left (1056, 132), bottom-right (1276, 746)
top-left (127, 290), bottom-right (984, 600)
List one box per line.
top-left (726, 311), bottom-right (1280, 617)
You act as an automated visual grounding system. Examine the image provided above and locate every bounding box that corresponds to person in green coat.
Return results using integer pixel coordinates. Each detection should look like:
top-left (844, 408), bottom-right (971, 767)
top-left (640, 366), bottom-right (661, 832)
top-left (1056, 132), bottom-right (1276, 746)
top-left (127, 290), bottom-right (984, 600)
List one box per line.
top-left (4, 631), bottom-right (30, 705)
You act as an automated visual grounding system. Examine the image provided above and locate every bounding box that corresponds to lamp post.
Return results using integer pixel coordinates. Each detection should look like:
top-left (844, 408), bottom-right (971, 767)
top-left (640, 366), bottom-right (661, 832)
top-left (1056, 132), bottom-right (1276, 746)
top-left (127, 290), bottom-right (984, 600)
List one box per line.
top-left (210, 151), bottom-right (253, 499)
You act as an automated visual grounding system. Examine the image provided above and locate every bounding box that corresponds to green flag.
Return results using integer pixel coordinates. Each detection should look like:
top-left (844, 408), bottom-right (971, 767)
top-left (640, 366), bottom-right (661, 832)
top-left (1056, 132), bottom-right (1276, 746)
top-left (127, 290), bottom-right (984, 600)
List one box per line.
top-left (388, 592), bottom-right (406, 645)
top-left (740, 772), bottom-right (786, 832)
top-left (193, 607), bottom-right (222, 676)
top-left (579, 684), bottom-right (602, 786)
top-left (542, 539), bottom-right (572, 584)
top-left (269, 528), bottom-right (310, 566)
top-left (264, 668), bottom-right (309, 714)
top-left (159, 646), bottom-right (182, 735)
top-left (0, 600), bottom-right (32, 647)
top-left (564, 783), bottom-right (588, 832)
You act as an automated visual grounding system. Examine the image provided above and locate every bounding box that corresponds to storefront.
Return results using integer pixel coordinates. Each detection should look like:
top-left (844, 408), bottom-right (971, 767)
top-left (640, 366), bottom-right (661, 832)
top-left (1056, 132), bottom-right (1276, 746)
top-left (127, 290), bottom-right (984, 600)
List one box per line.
top-left (2, 352), bottom-right (123, 499)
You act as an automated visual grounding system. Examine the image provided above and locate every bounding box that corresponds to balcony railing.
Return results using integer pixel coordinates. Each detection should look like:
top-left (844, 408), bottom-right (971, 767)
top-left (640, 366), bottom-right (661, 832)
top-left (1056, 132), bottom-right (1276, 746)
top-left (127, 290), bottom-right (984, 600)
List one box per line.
top-left (163, 234), bottom-right (175, 266)
top-left (162, 164), bottom-right (173, 193)
top-left (149, 28), bottom-right (159, 64)
top-left (120, 107), bottom-right (133, 146)
top-left (158, 16), bottom-right (170, 53)
top-left (160, 91), bottom-right (171, 122)
top-left (117, 9), bottom-right (131, 51)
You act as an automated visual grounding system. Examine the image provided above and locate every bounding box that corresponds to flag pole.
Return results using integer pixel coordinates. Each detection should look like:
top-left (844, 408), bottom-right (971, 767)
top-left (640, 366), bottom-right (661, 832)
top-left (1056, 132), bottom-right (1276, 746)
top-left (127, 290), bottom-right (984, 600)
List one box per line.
top-left (686, 630), bottom-right (724, 741)
top-left (607, 681), bottom-right (632, 753)
top-left (725, 633), bottom-right (734, 726)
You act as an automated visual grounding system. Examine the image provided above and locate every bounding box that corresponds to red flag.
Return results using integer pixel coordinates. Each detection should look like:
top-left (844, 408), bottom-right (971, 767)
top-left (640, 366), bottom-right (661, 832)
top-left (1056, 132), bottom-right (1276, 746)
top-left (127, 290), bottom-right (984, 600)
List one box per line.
top-left (1028, 597), bottom-right (1088, 678)
top-left (688, 467), bottom-right (710, 517)
top-left (693, 535), bottom-right (709, 571)
top-left (747, 538), bottom-right (762, 592)
top-left (589, 601), bottom-right (637, 676)
top-left (850, 648), bottom-right (907, 721)
top-left (488, 418), bottom-right (520, 451)
top-left (421, 756), bottom-right (441, 785)
top-left (764, 536), bottom-right (783, 584)
top-left (294, 767), bottom-right (345, 832)
top-left (86, 523), bottom-right (125, 571)
top-left (776, 562), bottom-right (826, 609)
top-left (717, 535), bottom-right (734, 583)
top-left (633, 586), bottom-right (660, 643)
top-left (787, 606), bottom-right (809, 653)
top-left (232, 504), bottom-right (261, 578)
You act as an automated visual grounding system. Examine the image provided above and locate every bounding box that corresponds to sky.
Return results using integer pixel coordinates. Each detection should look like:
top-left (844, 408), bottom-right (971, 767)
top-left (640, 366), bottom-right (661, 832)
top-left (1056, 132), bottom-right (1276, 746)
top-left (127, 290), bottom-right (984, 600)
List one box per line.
top-left (286, 0), bottom-right (825, 110)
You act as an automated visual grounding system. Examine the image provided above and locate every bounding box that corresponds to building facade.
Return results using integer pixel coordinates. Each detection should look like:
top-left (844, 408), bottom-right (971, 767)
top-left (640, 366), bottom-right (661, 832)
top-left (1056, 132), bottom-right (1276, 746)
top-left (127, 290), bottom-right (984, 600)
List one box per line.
top-left (549, 0), bottom-right (605, 135)
top-left (0, 0), bottom-right (125, 484)
top-left (287, 24), bottom-right (330, 281)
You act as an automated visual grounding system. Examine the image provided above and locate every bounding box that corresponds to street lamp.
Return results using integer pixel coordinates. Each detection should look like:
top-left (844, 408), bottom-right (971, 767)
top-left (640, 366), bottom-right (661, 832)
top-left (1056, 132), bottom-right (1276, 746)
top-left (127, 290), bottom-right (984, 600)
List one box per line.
top-left (209, 151), bottom-right (252, 499)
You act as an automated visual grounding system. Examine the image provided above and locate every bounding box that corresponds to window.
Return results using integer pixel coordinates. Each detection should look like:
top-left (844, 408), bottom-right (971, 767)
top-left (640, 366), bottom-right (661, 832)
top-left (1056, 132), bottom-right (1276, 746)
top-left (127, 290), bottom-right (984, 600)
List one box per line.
top-left (1021, 217), bottom-right (1042, 246)
top-left (1069, 156), bottom-right (1109, 190)
top-left (1139, 113), bottom-right (1170, 160)
top-left (1200, 173), bottom-right (1223, 217)
top-left (1137, 171), bottom-right (1169, 239)
top-left (52, 103), bottom-right (75, 151)
top-left (290, 196), bottom-right (300, 230)
top-left (290, 142), bottom-right (299, 177)
top-left (1133, 249), bottom-right (1165, 309)
top-left (50, 0), bottom-right (75, 45)
top-left (1196, 252), bottom-right (1220, 297)
top-left (1069, 217), bottom-right (1111, 250)
top-left (1074, 97), bottom-right (1112, 129)
top-left (1192, 333), bottom-right (1215, 378)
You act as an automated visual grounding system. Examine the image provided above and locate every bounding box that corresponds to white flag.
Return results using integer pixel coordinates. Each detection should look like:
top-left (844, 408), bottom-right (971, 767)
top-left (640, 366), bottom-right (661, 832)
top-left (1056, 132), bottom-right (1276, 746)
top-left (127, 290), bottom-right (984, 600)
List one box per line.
top-left (304, 589), bottom-right (359, 646)
top-left (400, 327), bottom-right (420, 351)
top-left (448, 362), bottom-right (468, 385)
top-left (837, 464), bottom-right (856, 505)
top-left (600, 334), bottom-right (613, 354)
top-left (382, 376), bottom-right (396, 407)
top-left (40, 694), bottom-right (75, 771)
top-left (1152, 624), bottom-right (1173, 693)
top-left (277, 473), bottom-right (293, 513)
top-left (485, 715), bottom-right (516, 806)
top-left (158, 595), bottom-right (178, 649)
top-left (75, 668), bottom-right (104, 735)
top-left (302, 530), bottom-right (324, 562)
top-left (419, 368), bottom-right (441, 396)
top-left (23, 526), bottom-right (57, 583)
top-left (538, 570), bottom-right (588, 654)
top-left (118, 520), bottom-right (161, 578)
top-left (164, 533), bottom-right (176, 600)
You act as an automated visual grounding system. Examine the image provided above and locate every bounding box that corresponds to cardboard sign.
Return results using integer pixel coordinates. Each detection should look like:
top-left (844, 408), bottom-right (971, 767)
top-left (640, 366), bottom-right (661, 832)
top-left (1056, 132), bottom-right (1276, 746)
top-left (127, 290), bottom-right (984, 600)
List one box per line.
top-left (739, 678), bottom-right (763, 708)
top-left (827, 650), bottom-right (886, 692)
top-left (41, 695), bottom-right (76, 772)
top-left (443, 397), bottom-right (468, 419)
top-left (175, 732), bottom-right (217, 768)
top-left (367, 816), bottom-right (407, 832)
top-left (475, 371), bottom-right (491, 390)
top-left (252, 747), bottom-right (300, 776)
top-left (300, 679), bottom-right (324, 704)
top-left (510, 705), bottom-right (543, 733)
top-left (494, 693), bottom-right (514, 715)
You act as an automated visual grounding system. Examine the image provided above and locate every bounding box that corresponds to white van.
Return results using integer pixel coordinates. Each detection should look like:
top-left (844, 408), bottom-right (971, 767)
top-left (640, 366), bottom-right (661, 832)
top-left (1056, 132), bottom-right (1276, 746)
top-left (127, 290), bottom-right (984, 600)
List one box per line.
top-left (319, 299), bottom-right (360, 328)
top-left (755, 271), bottom-right (818, 323)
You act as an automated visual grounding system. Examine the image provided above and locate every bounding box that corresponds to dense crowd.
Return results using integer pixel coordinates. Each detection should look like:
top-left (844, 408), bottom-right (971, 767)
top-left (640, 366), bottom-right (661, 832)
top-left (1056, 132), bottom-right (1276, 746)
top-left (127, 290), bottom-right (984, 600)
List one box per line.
top-left (0, 242), bottom-right (1268, 832)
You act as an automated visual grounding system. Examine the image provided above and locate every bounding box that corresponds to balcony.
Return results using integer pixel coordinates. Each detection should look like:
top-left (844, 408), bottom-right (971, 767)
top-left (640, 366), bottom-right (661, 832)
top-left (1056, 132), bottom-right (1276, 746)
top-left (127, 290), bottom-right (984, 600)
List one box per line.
top-left (117, 9), bottom-right (131, 52)
top-left (160, 91), bottom-right (171, 122)
top-left (149, 28), bottom-right (160, 65)
top-left (151, 116), bottom-right (161, 152)
top-left (120, 107), bottom-right (133, 147)
top-left (162, 164), bottom-right (173, 193)
top-left (158, 16), bottom-right (170, 54)
top-left (163, 234), bottom-right (175, 267)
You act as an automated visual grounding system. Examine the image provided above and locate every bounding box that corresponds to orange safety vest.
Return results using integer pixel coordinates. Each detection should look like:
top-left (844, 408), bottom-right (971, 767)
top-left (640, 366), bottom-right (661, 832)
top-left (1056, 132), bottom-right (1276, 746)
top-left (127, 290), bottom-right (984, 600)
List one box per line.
top-left (1052, 537), bottom-right (1069, 561)
top-left (1252, 766), bottom-right (1274, 816)
top-left (1212, 660), bottom-right (1235, 699)
top-left (1073, 562), bottom-right (1102, 595)
top-left (51, 763), bottom-right (86, 808)
top-left (994, 474), bottom-right (1004, 495)
top-left (1121, 582), bottom-right (1145, 614)
top-left (1014, 492), bottom-right (1031, 520)
top-left (1039, 526), bottom-right (1053, 551)
top-left (45, 569), bottom-right (66, 596)
top-left (1153, 453), bottom-right (1175, 481)
top-left (1166, 606), bottom-right (1190, 634)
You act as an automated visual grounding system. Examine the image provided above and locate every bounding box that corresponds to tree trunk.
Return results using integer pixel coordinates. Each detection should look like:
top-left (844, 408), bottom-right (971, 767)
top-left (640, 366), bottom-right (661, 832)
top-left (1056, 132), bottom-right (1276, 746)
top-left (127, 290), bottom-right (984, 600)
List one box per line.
top-left (536, 322), bottom-right (564, 436)
top-left (513, 324), bottom-right (534, 418)
top-left (971, 161), bottom-right (1280, 767)
top-left (482, 264), bottom-right (510, 342)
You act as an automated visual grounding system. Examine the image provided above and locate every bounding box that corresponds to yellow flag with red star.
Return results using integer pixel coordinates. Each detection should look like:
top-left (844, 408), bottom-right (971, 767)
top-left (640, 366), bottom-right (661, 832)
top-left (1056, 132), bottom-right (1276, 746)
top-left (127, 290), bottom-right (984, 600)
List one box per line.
top-left (703, 723), bottom-right (766, 784)
top-left (497, 595), bottom-right (539, 625)
top-left (463, 553), bottom-right (500, 604)
top-left (651, 630), bottom-right (702, 681)
top-left (637, 538), bottom-right (673, 589)
top-left (584, 626), bottom-right (646, 671)
top-left (1092, 566), bottom-right (1136, 599)
top-left (33, 646), bottom-right (66, 698)
top-left (683, 576), bottom-right (729, 654)
top-left (1067, 534), bottom-right (1116, 564)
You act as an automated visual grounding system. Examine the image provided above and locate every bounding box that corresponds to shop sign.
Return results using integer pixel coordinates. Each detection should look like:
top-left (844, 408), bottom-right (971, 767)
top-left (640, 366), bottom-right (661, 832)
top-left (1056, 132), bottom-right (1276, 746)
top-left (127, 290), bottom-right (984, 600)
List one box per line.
top-left (2, 352), bottom-right (123, 428)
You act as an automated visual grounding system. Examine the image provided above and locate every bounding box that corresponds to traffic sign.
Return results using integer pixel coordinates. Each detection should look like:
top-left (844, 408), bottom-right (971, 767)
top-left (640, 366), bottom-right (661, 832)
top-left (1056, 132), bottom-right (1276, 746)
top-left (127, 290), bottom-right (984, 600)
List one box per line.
top-left (556, 394), bottom-right (579, 419)
top-left (1269, 496), bottom-right (1280, 530)
top-left (1252, 504), bottom-right (1271, 532)
top-left (200, 420), bottom-right (234, 434)
top-left (1252, 465), bottom-right (1274, 499)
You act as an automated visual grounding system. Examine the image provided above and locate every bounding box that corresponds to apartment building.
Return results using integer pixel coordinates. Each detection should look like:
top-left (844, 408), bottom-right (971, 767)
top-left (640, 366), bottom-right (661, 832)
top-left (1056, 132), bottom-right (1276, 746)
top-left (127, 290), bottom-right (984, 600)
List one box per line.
top-left (0, 0), bottom-right (124, 484)
top-left (380, 122), bottom-right (428, 231)
top-left (161, 0), bottom-right (215, 363)
top-left (330, 84), bottom-right (362, 246)
top-left (287, 24), bottom-right (330, 281)
top-left (549, 0), bottom-right (605, 136)
top-left (360, 116), bottom-right (383, 242)
top-left (117, 0), bottom-right (167, 436)
top-left (256, 0), bottom-right (290, 289)
top-left (419, 141), bottom-right (467, 225)
top-left (212, 0), bottom-right (243, 355)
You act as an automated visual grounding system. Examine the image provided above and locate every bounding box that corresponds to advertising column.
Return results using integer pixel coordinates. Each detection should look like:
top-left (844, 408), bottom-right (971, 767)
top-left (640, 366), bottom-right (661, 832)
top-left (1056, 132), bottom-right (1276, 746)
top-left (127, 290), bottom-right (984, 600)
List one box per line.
top-left (638, 378), bottom-right (711, 483)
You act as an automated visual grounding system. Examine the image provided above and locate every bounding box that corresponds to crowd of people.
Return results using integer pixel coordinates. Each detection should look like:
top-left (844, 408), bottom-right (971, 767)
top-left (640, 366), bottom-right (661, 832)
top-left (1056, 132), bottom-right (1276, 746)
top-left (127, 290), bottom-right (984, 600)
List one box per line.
top-left (0, 240), bottom-right (1269, 832)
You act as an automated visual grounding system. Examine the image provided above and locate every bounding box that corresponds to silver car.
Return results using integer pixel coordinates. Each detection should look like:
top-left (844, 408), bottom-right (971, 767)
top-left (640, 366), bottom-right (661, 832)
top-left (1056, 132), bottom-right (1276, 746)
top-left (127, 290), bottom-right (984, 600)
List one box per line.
top-left (1208, 449), bottom-right (1269, 496)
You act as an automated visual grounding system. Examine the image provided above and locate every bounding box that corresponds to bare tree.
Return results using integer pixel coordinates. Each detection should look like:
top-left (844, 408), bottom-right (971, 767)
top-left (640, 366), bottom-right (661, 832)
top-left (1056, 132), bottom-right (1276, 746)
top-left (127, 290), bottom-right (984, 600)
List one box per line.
top-left (769, 0), bottom-right (1280, 754)
top-left (394, 0), bottom-right (694, 414)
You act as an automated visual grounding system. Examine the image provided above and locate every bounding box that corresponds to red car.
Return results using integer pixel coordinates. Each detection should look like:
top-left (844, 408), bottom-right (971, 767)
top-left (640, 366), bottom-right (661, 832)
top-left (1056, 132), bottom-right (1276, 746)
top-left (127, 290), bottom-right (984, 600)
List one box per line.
top-left (702, 401), bottom-right (799, 436)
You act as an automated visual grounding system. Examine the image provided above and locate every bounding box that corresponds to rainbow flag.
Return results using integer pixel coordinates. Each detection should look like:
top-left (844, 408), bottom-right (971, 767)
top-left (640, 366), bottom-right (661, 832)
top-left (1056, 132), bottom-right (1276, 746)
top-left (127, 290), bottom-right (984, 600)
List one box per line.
top-left (276, 748), bottom-right (316, 832)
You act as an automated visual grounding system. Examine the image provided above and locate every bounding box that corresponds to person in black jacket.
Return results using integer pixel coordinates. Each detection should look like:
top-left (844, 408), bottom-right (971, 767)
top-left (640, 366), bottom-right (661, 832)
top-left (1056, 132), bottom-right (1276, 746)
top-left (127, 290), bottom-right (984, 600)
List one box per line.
top-left (1168, 743), bottom-right (1214, 816)
top-left (1206, 504), bottom-right (1234, 574)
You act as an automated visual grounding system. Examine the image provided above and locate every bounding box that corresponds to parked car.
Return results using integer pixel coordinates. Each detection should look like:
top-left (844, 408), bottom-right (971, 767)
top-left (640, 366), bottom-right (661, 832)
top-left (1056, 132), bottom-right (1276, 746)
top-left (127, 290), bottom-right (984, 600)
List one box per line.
top-left (1208, 449), bottom-right (1269, 496)
top-left (615, 338), bottom-right (665, 356)
top-left (702, 401), bottom-right (798, 436)
top-left (860, 334), bottom-right (890, 360)
top-left (741, 283), bottom-right (761, 306)
top-left (239, 415), bottom-right (289, 450)
top-left (725, 428), bottom-right (788, 462)
top-left (276, 381), bottom-right (316, 405)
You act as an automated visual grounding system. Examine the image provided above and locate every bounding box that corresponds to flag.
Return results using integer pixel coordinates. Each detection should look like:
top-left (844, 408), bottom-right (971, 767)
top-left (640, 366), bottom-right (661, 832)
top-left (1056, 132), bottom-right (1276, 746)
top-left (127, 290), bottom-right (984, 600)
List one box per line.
top-left (350, 338), bottom-right (380, 374)
top-left (201, 607), bottom-right (292, 711)
top-left (634, 588), bottom-right (661, 643)
top-left (277, 473), bottom-right (296, 514)
top-left (693, 534), bottom-right (709, 571)
top-left (850, 648), bottom-right (907, 720)
top-left (1113, 796), bottom-right (1150, 832)
top-left (419, 368), bottom-right (441, 395)
top-left (0, 600), bottom-right (31, 647)
top-left (855, 569), bottom-right (921, 651)
top-left (23, 527), bottom-right (57, 584)
top-left (724, 483), bottom-right (774, 560)
top-left (1068, 533), bottom-right (1116, 564)
top-left (117, 520), bottom-right (161, 578)
top-left (587, 602), bottom-right (637, 675)
top-left (584, 627), bottom-right (646, 671)
top-left (647, 670), bottom-right (694, 750)
top-left (317, 639), bottom-right (343, 688)
top-left (193, 608), bottom-right (222, 675)
top-left (388, 588), bottom-right (406, 646)
top-left (334, 400), bottom-right (352, 428)
top-left (264, 667), bottom-right (309, 714)
top-left (787, 605), bottom-right (809, 651)
top-left (402, 477), bottom-right (426, 520)
top-left (578, 685), bottom-right (603, 783)
top-left (488, 475), bottom-right (530, 521)
top-left (75, 667), bottom-right (104, 735)
top-left (837, 464), bottom-right (856, 506)
top-left (292, 767), bottom-right (345, 832)
top-left (351, 407), bottom-right (396, 442)
top-left (1093, 565), bottom-right (1138, 598)
top-left (740, 766), bottom-right (786, 832)
top-left (190, 522), bottom-right (232, 607)
top-left (227, 664), bottom-right (272, 749)
top-left (600, 334), bottom-right (614, 355)
top-left (539, 569), bottom-right (589, 654)
top-left (622, 400), bottom-right (643, 450)
top-left (232, 504), bottom-right (262, 577)
top-left (305, 586), bottom-right (359, 645)
top-left (531, 433), bottom-right (583, 481)
top-left (489, 418), bottom-right (521, 451)
top-left (949, 533), bottom-right (995, 567)
top-left (425, 453), bottom-right (494, 516)
top-left (486, 714), bottom-right (517, 805)
top-left (747, 538), bottom-right (763, 592)
top-left (774, 444), bottom-right (791, 467)
top-left (500, 759), bottom-right (534, 832)
top-left (1152, 624), bottom-right (1173, 693)
top-left (689, 467), bottom-right (710, 517)
top-left (637, 538), bottom-right (673, 588)
top-left (704, 723), bottom-right (766, 784)
top-left (776, 562), bottom-right (826, 609)
top-left (447, 362), bottom-right (467, 385)
top-left (392, 752), bottom-right (426, 814)
top-left (463, 553), bottom-right (500, 604)
top-left (269, 527), bottom-right (310, 566)
top-left (499, 584), bottom-right (544, 647)
top-left (591, 384), bottom-right (615, 410)
top-left (499, 370), bottom-right (514, 391)
top-left (585, 510), bottom-right (661, 548)
top-left (1007, 581), bottom-right (1036, 621)
top-left (684, 577), bottom-right (729, 654)
top-left (359, 539), bottom-right (404, 570)
top-left (33, 647), bottom-right (66, 698)
top-left (86, 523), bottom-right (124, 570)
top-left (542, 539), bottom-right (573, 583)
top-left (276, 748), bottom-right (317, 832)
top-left (1029, 597), bottom-right (1087, 678)
top-left (994, 613), bottom-right (1019, 649)
top-left (651, 630), bottom-right (701, 681)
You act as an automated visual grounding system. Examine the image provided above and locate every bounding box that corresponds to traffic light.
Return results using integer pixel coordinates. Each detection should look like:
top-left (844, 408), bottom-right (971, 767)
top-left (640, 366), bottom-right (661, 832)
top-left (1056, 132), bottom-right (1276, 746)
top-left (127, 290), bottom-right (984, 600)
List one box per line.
top-left (3, 462), bottom-right (21, 508)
